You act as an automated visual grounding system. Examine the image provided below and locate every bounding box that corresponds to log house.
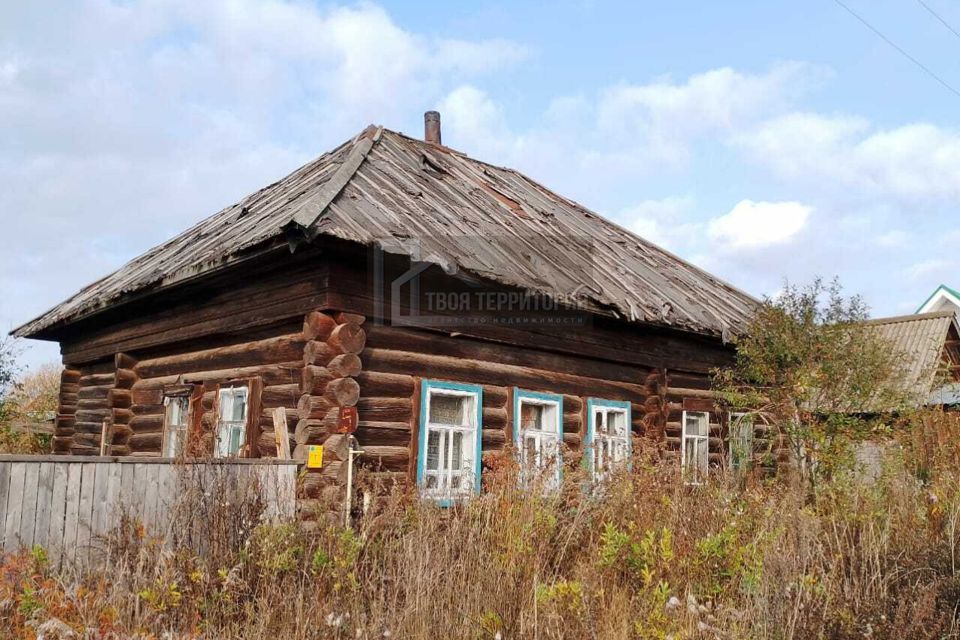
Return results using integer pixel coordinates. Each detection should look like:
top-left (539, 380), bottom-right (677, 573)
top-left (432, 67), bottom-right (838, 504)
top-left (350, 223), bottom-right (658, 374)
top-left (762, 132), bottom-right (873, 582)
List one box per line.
top-left (14, 112), bottom-right (759, 507)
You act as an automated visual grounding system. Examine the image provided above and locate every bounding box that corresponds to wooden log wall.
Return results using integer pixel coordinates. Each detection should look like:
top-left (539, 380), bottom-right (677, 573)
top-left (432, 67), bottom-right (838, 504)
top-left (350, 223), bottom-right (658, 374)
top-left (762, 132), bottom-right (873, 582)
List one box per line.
top-left (126, 333), bottom-right (306, 457)
top-left (661, 371), bottom-right (774, 469)
top-left (52, 322), bottom-right (748, 483)
top-left (53, 352), bottom-right (137, 457)
top-left (294, 311), bottom-right (366, 502)
top-left (51, 311), bottom-right (749, 495)
top-left (354, 324), bottom-right (661, 485)
top-left (53, 367), bottom-right (80, 454)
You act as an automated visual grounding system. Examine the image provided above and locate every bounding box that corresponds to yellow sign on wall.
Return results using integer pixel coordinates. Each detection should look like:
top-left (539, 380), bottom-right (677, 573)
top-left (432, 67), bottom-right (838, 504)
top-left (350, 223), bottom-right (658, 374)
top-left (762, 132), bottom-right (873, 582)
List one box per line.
top-left (307, 445), bottom-right (324, 469)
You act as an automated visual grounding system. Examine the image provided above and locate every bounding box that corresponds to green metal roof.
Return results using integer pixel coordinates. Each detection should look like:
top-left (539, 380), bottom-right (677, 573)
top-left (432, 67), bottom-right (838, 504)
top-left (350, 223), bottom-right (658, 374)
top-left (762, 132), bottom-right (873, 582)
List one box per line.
top-left (916, 284), bottom-right (960, 313)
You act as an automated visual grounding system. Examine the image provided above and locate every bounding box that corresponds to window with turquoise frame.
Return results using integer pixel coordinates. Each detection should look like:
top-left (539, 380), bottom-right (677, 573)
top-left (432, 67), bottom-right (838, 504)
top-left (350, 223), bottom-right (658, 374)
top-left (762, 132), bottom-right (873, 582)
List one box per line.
top-left (585, 398), bottom-right (632, 481)
top-left (417, 380), bottom-right (483, 504)
top-left (513, 389), bottom-right (563, 490)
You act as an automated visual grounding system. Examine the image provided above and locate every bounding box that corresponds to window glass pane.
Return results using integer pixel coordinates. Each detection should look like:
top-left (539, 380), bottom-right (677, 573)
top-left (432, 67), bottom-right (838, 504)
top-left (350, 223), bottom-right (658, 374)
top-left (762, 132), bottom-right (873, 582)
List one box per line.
top-left (219, 390), bottom-right (232, 421)
top-left (730, 414), bottom-right (754, 471)
top-left (608, 410), bottom-right (627, 437)
top-left (684, 439), bottom-right (699, 473)
top-left (524, 434), bottom-right (538, 464)
top-left (224, 426), bottom-right (239, 455)
top-left (594, 410), bottom-right (605, 434)
top-left (450, 431), bottom-right (464, 470)
top-left (542, 433), bottom-right (558, 461)
top-left (430, 394), bottom-right (465, 425)
top-left (697, 438), bottom-right (709, 474)
top-left (164, 397), bottom-right (191, 457)
top-left (231, 390), bottom-right (247, 422)
top-left (521, 403), bottom-right (545, 430)
top-left (545, 404), bottom-right (558, 431)
top-left (426, 430), bottom-right (441, 470)
top-left (685, 413), bottom-right (707, 437)
top-left (167, 397), bottom-right (184, 427)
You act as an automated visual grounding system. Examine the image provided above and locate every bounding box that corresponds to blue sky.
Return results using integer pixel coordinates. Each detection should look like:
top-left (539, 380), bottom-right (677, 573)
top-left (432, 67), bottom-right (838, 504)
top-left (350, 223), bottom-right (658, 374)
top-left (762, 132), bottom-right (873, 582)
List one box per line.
top-left (3, 0), bottom-right (960, 369)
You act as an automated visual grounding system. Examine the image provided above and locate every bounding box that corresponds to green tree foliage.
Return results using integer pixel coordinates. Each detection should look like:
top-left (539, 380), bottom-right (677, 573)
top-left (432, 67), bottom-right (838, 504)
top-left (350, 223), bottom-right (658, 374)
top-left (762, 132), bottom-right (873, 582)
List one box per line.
top-left (0, 341), bottom-right (57, 454)
top-left (714, 278), bottom-right (915, 492)
top-left (0, 336), bottom-right (22, 425)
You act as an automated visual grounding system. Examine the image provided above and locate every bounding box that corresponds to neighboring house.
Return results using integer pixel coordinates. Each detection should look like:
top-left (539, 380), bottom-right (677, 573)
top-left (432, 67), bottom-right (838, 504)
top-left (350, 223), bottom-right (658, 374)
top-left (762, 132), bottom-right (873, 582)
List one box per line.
top-left (866, 311), bottom-right (960, 406)
top-left (13, 113), bottom-right (758, 503)
top-left (853, 311), bottom-right (960, 477)
top-left (917, 284), bottom-right (960, 318)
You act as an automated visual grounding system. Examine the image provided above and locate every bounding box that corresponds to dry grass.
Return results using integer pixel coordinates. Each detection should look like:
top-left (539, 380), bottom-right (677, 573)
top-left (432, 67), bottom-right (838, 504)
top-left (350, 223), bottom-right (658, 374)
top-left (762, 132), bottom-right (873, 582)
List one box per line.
top-left (3, 435), bottom-right (960, 639)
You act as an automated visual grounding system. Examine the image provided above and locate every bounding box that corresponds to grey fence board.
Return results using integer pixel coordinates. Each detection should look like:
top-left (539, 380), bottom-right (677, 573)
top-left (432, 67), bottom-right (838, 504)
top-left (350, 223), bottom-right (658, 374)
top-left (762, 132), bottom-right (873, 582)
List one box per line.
top-left (62, 463), bottom-right (82, 566)
top-left (4, 463), bottom-right (26, 551)
top-left (0, 457), bottom-right (298, 568)
top-left (0, 462), bottom-right (10, 541)
top-left (19, 462), bottom-right (40, 547)
top-left (33, 462), bottom-right (54, 550)
top-left (46, 463), bottom-right (68, 562)
top-left (76, 463), bottom-right (96, 555)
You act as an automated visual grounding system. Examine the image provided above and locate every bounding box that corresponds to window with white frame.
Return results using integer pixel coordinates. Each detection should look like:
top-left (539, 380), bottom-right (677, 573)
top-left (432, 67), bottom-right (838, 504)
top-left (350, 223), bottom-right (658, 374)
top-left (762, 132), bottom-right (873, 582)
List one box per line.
top-left (418, 381), bottom-right (482, 503)
top-left (514, 389), bottom-right (563, 490)
top-left (587, 399), bottom-right (631, 481)
top-left (682, 411), bottom-right (710, 483)
top-left (215, 386), bottom-right (249, 458)
top-left (728, 412), bottom-right (754, 472)
top-left (162, 394), bottom-right (190, 457)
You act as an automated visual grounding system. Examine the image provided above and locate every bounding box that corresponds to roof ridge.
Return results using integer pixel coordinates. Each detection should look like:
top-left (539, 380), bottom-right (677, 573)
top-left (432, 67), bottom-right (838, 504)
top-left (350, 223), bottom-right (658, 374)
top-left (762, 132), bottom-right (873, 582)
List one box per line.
top-left (866, 309), bottom-right (957, 324)
top-left (283, 125), bottom-right (383, 246)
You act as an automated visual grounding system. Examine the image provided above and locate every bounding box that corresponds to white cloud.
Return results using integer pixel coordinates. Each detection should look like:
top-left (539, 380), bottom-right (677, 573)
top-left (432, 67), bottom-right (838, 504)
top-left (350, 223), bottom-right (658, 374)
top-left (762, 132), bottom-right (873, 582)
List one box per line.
top-left (597, 62), bottom-right (816, 141)
top-left (707, 199), bottom-right (812, 249)
top-left (906, 259), bottom-right (953, 282)
top-left (439, 85), bottom-right (510, 154)
top-left (875, 230), bottom-right (910, 248)
top-left (736, 113), bottom-right (960, 203)
top-left (621, 195), bottom-right (698, 250)
top-left (436, 63), bottom-right (820, 204)
top-left (941, 229), bottom-right (960, 246)
top-left (0, 0), bottom-right (530, 369)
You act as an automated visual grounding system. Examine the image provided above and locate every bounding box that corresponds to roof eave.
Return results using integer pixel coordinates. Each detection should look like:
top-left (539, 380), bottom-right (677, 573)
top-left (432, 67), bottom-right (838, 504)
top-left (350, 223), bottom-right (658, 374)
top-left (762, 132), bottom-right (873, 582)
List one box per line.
top-left (11, 238), bottom-right (292, 340)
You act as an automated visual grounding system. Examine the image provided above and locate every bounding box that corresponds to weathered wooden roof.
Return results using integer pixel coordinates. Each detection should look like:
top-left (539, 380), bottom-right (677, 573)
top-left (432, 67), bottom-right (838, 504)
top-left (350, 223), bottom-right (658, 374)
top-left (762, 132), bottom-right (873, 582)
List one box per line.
top-left (866, 310), bottom-right (959, 398)
top-left (15, 126), bottom-right (757, 339)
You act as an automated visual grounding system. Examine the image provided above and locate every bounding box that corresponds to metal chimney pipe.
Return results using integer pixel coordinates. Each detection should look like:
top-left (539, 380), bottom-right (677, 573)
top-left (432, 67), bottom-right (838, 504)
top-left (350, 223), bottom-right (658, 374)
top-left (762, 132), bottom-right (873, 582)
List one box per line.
top-left (424, 111), bottom-right (441, 145)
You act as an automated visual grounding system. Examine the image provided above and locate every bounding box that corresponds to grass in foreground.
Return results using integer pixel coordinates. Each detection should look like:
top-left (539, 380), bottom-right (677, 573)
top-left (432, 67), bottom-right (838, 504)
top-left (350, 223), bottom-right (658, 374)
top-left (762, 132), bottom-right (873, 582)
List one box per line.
top-left (2, 437), bottom-right (960, 639)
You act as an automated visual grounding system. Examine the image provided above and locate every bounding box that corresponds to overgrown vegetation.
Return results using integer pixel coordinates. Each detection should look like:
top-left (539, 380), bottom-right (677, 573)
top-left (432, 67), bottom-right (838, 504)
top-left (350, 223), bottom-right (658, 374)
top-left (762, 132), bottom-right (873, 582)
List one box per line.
top-left (2, 439), bottom-right (959, 639)
top-left (714, 278), bottom-right (919, 493)
top-left (2, 281), bottom-right (960, 638)
top-left (0, 335), bottom-right (22, 425)
top-left (0, 347), bottom-right (58, 454)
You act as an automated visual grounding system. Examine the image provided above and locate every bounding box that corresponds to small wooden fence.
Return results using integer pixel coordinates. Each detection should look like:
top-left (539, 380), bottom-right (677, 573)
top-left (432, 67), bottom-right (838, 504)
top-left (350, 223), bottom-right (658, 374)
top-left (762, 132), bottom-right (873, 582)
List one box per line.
top-left (0, 456), bottom-right (299, 568)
